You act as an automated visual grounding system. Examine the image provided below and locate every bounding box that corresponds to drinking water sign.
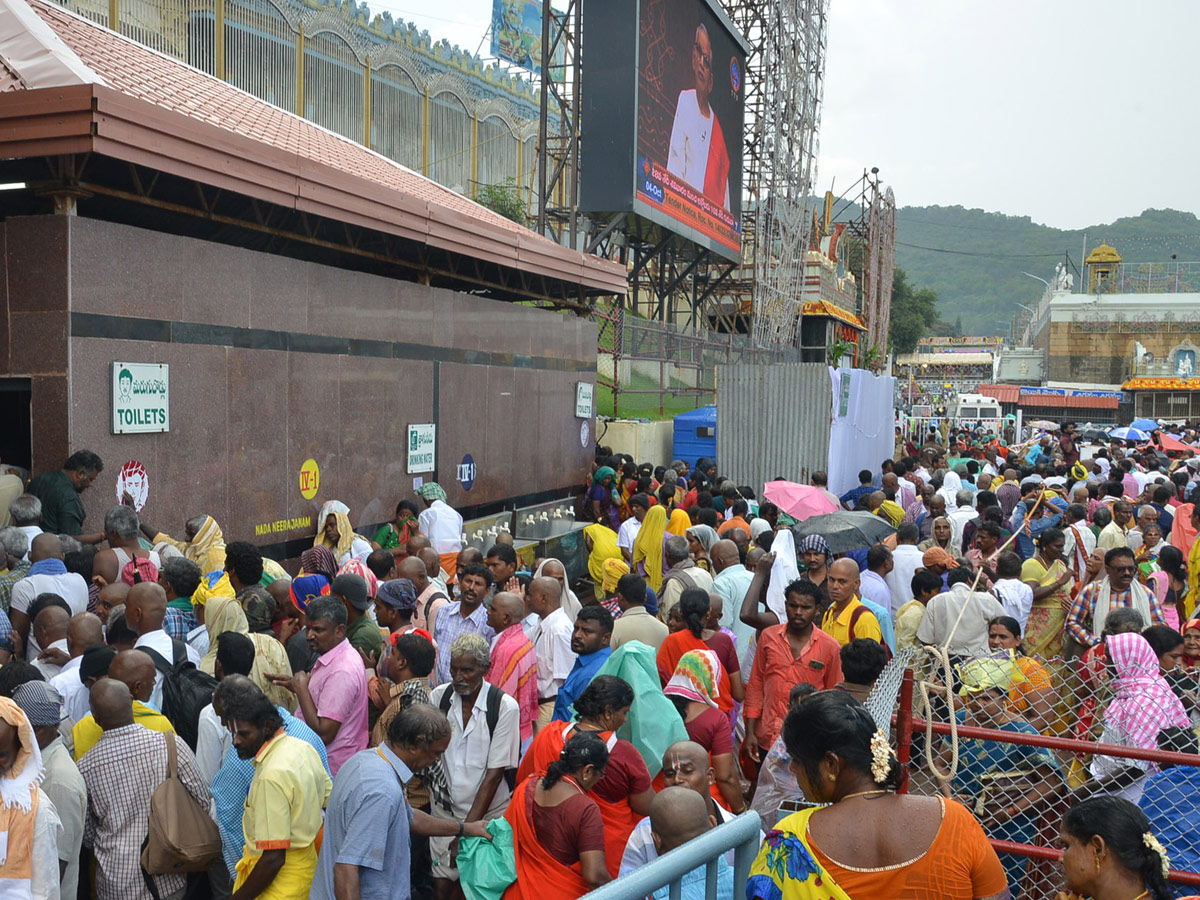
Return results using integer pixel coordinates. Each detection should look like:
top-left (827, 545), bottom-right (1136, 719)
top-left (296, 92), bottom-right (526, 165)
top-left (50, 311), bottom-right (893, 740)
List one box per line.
top-left (111, 362), bottom-right (170, 434)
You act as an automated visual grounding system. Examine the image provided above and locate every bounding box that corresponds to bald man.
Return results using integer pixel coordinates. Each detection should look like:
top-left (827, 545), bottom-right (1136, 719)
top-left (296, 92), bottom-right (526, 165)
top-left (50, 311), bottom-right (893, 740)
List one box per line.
top-left (709, 538), bottom-right (754, 658)
top-left (78, 678), bottom-right (209, 900)
top-left (125, 581), bottom-right (201, 710)
top-left (647, 787), bottom-right (735, 900)
top-left (10, 532), bottom-right (89, 659)
top-left (820, 558), bottom-right (883, 647)
top-left (621, 741), bottom-right (762, 876)
top-left (485, 592), bottom-right (538, 745)
top-left (51, 611), bottom-right (105, 731)
top-left (528, 576), bottom-right (574, 730)
top-left (31, 605), bottom-right (71, 677)
top-left (72, 649), bottom-right (176, 760)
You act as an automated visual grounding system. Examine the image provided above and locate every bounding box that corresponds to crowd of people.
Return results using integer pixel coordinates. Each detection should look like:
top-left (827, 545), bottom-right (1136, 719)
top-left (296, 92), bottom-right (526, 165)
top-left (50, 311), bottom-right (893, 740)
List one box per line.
top-left (0, 434), bottom-right (1194, 900)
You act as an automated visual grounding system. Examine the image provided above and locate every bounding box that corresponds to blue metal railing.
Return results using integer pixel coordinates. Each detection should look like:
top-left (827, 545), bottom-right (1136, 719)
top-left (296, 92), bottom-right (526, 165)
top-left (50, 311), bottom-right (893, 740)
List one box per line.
top-left (581, 812), bottom-right (763, 900)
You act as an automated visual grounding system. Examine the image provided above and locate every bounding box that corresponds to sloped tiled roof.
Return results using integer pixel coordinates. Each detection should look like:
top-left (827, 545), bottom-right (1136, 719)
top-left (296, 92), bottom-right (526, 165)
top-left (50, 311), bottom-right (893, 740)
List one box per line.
top-left (0, 0), bottom-right (626, 295)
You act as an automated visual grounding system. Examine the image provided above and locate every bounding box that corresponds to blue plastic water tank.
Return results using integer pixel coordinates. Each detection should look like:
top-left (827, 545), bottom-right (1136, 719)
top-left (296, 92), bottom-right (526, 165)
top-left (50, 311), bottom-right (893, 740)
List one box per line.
top-left (673, 405), bottom-right (717, 467)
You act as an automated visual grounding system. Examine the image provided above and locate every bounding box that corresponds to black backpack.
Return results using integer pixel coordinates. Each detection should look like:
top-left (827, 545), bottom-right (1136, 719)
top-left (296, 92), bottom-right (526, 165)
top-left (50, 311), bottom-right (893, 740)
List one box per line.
top-left (144, 639), bottom-right (218, 750)
top-left (438, 682), bottom-right (517, 790)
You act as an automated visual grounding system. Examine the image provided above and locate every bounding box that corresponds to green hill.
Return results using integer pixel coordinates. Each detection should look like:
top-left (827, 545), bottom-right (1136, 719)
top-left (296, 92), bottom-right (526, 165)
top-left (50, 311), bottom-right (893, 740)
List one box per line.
top-left (893, 206), bottom-right (1200, 335)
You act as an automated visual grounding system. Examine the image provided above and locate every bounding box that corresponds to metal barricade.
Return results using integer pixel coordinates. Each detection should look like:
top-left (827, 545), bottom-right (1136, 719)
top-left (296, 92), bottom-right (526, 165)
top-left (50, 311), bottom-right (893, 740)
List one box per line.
top-left (893, 667), bottom-right (1200, 900)
top-left (581, 812), bottom-right (763, 900)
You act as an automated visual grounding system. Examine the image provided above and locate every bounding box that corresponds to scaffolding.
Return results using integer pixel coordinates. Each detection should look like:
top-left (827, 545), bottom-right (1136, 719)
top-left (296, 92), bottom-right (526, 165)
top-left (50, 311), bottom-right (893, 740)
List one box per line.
top-left (725, 0), bottom-right (830, 348)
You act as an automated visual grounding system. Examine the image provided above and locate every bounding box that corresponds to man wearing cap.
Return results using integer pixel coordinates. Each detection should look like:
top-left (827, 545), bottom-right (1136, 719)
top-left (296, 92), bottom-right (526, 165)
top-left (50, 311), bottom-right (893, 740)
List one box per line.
top-left (15, 680), bottom-right (85, 900)
top-left (332, 573), bottom-right (384, 665)
top-left (374, 578), bottom-right (419, 641)
top-left (416, 483), bottom-right (463, 583)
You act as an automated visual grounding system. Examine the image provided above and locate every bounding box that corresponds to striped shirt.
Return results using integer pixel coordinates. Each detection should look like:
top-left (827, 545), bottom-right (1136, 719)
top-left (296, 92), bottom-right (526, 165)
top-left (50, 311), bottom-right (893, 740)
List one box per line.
top-left (79, 725), bottom-right (210, 900)
top-left (431, 601), bottom-right (495, 685)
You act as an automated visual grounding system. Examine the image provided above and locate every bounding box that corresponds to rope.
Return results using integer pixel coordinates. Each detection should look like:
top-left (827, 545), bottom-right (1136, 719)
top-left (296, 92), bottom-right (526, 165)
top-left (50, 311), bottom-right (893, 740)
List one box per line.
top-left (917, 489), bottom-right (1054, 784)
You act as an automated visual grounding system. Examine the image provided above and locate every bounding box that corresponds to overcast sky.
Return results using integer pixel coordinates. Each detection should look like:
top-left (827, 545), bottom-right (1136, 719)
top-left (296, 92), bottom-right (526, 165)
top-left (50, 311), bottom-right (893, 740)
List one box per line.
top-left (378, 0), bottom-right (1199, 230)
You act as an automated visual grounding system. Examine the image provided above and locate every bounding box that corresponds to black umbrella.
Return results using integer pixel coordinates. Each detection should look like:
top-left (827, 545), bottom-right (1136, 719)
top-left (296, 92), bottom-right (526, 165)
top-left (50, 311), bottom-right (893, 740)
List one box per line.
top-left (792, 511), bottom-right (896, 555)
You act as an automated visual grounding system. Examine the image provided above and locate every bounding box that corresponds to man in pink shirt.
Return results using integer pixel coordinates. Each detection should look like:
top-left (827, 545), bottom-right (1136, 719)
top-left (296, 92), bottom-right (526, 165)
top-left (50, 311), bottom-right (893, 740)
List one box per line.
top-left (268, 595), bottom-right (367, 775)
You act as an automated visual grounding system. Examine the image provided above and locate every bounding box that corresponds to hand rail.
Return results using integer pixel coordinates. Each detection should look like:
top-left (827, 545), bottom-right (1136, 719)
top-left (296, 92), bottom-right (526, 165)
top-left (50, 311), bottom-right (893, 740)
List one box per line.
top-left (581, 811), bottom-right (763, 900)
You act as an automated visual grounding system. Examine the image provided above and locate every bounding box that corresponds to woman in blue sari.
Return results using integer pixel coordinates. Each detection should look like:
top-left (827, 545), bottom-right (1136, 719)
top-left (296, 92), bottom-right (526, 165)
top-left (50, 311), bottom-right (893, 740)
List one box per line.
top-left (588, 467), bottom-right (620, 530)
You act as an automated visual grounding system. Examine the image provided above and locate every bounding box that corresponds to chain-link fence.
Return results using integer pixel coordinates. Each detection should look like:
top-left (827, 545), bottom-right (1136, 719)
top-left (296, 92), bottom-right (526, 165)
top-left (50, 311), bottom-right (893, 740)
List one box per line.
top-left (593, 303), bottom-right (804, 419)
top-left (892, 660), bottom-right (1200, 900)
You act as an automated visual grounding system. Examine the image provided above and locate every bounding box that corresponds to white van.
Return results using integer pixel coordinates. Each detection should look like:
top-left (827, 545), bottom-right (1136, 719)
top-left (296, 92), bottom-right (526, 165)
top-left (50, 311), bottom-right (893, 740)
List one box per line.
top-left (953, 394), bottom-right (1002, 420)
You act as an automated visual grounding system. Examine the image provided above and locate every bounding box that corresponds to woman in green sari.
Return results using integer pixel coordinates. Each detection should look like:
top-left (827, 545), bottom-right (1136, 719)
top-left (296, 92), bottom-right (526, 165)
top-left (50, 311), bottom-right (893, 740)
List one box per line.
top-left (747, 691), bottom-right (1009, 900)
top-left (372, 500), bottom-right (420, 554)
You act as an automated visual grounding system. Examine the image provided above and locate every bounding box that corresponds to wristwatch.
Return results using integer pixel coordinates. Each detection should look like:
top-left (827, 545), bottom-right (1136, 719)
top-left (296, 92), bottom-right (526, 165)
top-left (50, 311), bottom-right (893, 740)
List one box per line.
top-left (457, 822), bottom-right (465, 838)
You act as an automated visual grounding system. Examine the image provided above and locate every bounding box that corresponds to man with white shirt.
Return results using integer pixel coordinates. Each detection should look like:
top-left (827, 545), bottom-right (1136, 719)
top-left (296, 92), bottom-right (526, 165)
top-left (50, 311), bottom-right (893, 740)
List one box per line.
top-left (11, 533), bottom-right (89, 659)
top-left (617, 494), bottom-right (649, 564)
top-left (124, 580), bottom-right (201, 710)
top-left (1062, 503), bottom-right (1097, 581)
top-left (947, 489), bottom-right (977, 552)
top-left (50, 612), bottom-right (105, 734)
top-left (8, 494), bottom-right (42, 560)
top-left (666, 23), bottom-right (731, 209)
top-left (416, 482), bottom-right (464, 582)
top-left (990, 552), bottom-right (1034, 632)
top-left (885, 524), bottom-right (925, 613)
top-left (528, 576), bottom-right (575, 732)
top-left (195, 631), bottom-right (256, 785)
top-left (31, 605), bottom-right (70, 678)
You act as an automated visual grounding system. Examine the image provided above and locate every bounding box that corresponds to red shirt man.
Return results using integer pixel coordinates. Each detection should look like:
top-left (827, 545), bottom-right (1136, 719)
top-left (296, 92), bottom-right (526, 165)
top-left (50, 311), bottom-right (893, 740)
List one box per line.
top-left (743, 580), bottom-right (841, 759)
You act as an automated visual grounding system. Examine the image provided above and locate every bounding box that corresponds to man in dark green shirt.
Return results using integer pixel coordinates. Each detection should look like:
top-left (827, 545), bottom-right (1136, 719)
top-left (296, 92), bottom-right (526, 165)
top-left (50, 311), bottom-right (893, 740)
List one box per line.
top-left (26, 450), bottom-right (103, 537)
top-left (332, 572), bottom-right (383, 662)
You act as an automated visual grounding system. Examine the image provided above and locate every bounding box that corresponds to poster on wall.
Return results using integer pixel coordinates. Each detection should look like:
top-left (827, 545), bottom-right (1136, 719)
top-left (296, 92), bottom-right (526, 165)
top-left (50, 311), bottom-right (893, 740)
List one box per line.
top-left (111, 362), bottom-right (169, 434)
top-left (116, 460), bottom-right (150, 511)
top-left (490, 0), bottom-right (565, 78)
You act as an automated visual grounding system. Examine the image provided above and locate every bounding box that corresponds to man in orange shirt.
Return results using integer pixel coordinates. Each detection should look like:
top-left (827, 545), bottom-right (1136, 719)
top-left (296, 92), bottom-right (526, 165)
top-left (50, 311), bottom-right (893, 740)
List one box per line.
top-left (717, 500), bottom-right (751, 538)
top-left (742, 580), bottom-right (841, 765)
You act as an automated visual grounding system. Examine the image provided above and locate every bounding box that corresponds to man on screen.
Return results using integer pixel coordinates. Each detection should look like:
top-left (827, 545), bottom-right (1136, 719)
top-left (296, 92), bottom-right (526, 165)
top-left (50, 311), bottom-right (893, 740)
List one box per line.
top-left (667, 23), bottom-right (731, 209)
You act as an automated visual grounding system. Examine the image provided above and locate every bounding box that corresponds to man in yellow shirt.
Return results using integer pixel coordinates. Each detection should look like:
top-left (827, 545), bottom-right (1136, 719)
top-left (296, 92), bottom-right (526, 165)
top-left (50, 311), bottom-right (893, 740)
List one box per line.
top-left (73, 649), bottom-right (173, 759)
top-left (820, 558), bottom-right (883, 647)
top-left (227, 691), bottom-right (332, 900)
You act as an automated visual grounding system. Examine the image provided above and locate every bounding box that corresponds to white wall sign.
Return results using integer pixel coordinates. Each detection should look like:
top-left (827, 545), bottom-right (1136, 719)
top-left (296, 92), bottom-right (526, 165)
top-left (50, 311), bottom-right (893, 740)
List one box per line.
top-left (576, 382), bottom-right (594, 418)
top-left (112, 362), bottom-right (169, 434)
top-left (407, 424), bottom-right (436, 474)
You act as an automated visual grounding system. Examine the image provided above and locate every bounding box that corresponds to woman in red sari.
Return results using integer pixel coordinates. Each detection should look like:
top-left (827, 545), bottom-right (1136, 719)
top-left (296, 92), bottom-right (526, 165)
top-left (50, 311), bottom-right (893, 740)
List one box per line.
top-left (656, 588), bottom-right (742, 716)
top-left (515, 675), bottom-right (654, 877)
top-left (503, 733), bottom-right (611, 900)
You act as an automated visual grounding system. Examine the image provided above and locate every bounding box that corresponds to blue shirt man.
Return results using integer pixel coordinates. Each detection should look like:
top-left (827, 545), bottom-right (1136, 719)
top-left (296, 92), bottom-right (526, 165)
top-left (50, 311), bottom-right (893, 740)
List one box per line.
top-left (212, 705), bottom-right (329, 874)
top-left (551, 607), bottom-right (614, 722)
top-left (311, 742), bottom-right (413, 900)
top-left (1010, 493), bottom-right (1066, 560)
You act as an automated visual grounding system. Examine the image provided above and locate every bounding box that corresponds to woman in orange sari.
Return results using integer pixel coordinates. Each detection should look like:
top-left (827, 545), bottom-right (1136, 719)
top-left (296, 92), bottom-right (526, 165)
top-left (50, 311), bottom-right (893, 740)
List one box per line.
top-left (515, 675), bottom-right (654, 877)
top-left (503, 732), bottom-right (611, 900)
top-left (656, 588), bottom-right (742, 715)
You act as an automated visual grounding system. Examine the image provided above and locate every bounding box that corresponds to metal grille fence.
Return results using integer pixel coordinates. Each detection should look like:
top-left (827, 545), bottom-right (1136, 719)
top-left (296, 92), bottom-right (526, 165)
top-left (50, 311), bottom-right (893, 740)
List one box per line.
top-left (48, 0), bottom-right (541, 210)
top-left (594, 303), bottom-right (805, 419)
top-left (891, 664), bottom-right (1200, 900)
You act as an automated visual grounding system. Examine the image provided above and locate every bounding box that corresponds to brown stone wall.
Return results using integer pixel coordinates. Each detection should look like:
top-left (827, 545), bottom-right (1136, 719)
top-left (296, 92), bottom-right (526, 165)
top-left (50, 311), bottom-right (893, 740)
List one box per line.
top-left (3, 214), bottom-right (596, 555)
top-left (1047, 322), bottom-right (1190, 385)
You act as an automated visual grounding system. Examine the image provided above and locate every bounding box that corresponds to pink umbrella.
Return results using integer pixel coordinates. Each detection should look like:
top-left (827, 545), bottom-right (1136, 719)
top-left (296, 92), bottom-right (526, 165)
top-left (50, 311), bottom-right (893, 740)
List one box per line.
top-left (763, 481), bottom-right (840, 521)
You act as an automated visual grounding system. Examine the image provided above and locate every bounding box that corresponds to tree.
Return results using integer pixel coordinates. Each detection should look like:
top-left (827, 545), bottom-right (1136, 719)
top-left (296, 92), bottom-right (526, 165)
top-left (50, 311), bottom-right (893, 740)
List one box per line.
top-left (887, 267), bottom-right (941, 354)
top-left (476, 177), bottom-right (526, 224)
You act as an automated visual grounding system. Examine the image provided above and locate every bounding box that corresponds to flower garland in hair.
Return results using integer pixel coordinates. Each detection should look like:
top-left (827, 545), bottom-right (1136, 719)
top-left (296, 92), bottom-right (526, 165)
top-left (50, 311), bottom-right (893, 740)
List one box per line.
top-left (1143, 831), bottom-right (1170, 879)
top-left (869, 729), bottom-right (895, 784)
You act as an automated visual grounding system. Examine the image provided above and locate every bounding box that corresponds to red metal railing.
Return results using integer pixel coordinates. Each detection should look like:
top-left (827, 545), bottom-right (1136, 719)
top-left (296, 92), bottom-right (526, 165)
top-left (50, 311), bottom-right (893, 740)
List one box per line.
top-left (893, 669), bottom-right (1200, 888)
